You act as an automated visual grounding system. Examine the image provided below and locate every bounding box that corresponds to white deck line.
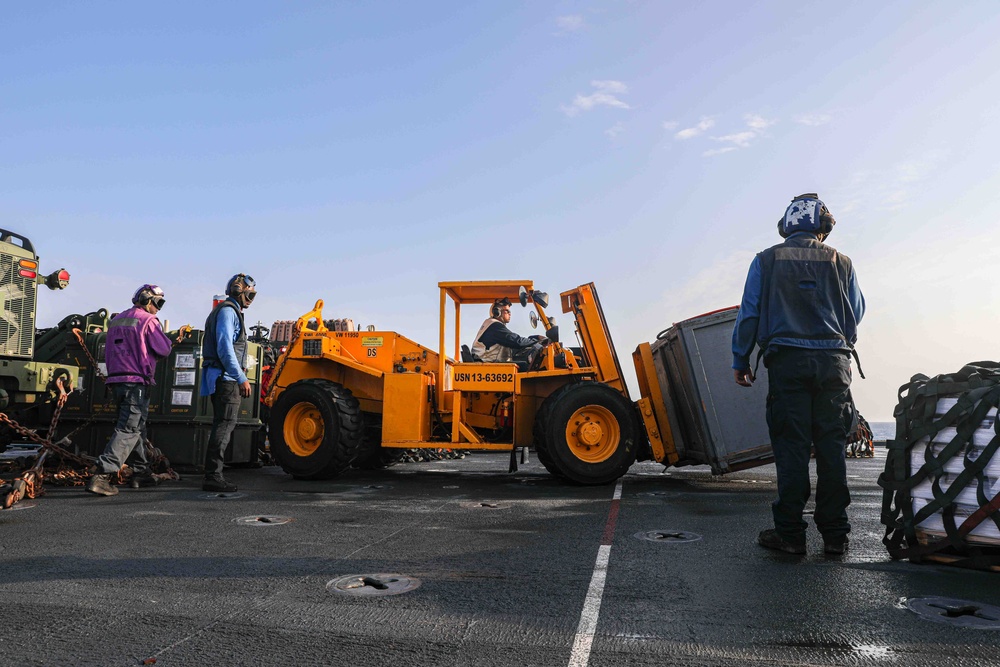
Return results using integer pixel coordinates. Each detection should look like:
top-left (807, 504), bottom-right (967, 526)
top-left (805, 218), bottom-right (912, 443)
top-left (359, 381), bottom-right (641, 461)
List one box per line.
top-left (567, 479), bottom-right (623, 667)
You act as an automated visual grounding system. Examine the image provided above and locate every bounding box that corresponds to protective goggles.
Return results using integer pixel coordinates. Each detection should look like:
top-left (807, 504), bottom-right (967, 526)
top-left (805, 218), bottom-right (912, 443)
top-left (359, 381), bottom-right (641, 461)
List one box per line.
top-left (241, 275), bottom-right (257, 302)
top-left (150, 296), bottom-right (166, 309)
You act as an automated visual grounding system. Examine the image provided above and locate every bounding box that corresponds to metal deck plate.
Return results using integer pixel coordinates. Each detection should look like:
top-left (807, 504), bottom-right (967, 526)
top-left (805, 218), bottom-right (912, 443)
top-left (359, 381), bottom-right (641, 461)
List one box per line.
top-left (327, 573), bottom-right (421, 597)
top-left (634, 530), bottom-right (703, 544)
top-left (200, 492), bottom-right (246, 500)
top-left (233, 515), bottom-right (293, 526)
top-left (904, 597), bottom-right (1000, 628)
top-left (462, 501), bottom-right (510, 510)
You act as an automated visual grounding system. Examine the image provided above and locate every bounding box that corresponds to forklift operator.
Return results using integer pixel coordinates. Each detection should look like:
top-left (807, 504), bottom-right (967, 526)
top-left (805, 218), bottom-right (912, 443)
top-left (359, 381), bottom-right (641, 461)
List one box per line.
top-left (471, 298), bottom-right (549, 367)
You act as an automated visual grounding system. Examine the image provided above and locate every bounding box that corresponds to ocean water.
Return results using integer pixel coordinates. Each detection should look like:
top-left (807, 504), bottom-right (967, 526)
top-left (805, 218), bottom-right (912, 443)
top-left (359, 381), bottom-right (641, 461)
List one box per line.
top-left (869, 421), bottom-right (896, 442)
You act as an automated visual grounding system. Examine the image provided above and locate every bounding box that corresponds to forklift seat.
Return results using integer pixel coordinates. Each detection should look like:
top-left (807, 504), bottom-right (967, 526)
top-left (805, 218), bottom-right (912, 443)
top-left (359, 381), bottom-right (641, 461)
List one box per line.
top-left (460, 345), bottom-right (482, 362)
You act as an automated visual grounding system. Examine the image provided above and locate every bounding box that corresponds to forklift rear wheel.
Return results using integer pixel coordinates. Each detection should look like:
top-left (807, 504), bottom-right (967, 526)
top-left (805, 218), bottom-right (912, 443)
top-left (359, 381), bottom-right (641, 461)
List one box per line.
top-left (534, 382), bottom-right (637, 485)
top-left (270, 379), bottom-right (363, 480)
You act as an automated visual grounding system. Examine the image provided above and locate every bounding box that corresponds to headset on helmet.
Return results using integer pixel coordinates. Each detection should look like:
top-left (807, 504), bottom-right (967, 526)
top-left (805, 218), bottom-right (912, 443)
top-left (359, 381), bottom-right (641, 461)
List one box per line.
top-left (491, 297), bottom-right (511, 319)
top-left (777, 193), bottom-right (836, 238)
top-left (132, 284), bottom-right (165, 309)
top-left (226, 273), bottom-right (257, 305)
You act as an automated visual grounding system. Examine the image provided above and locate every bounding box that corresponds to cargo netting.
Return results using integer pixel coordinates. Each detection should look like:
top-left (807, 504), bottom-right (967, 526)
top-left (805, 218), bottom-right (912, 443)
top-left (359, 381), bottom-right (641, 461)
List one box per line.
top-left (879, 362), bottom-right (1000, 570)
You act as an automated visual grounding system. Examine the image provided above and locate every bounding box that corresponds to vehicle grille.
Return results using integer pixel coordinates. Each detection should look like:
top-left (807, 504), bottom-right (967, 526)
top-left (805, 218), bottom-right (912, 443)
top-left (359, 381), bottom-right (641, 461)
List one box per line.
top-left (0, 253), bottom-right (35, 358)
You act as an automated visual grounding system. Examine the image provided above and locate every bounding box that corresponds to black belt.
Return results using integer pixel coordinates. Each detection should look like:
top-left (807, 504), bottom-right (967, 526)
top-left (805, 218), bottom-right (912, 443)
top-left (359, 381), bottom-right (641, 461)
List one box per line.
top-left (106, 371), bottom-right (151, 382)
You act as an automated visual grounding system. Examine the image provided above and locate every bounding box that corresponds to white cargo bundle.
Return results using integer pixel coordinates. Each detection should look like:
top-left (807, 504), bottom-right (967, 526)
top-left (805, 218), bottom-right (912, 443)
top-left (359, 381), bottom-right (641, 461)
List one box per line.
top-left (881, 363), bottom-right (1000, 569)
top-left (909, 399), bottom-right (1000, 543)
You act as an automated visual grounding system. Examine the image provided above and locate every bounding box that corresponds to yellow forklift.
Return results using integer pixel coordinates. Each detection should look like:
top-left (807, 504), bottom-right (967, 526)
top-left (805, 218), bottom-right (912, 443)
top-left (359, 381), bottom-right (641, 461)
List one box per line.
top-left (263, 280), bottom-right (683, 484)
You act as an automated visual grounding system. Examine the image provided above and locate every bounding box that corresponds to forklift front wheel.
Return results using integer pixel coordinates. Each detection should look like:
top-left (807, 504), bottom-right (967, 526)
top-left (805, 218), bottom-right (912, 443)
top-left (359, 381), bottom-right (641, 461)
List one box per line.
top-left (535, 382), bottom-right (637, 485)
top-left (564, 404), bottom-right (620, 463)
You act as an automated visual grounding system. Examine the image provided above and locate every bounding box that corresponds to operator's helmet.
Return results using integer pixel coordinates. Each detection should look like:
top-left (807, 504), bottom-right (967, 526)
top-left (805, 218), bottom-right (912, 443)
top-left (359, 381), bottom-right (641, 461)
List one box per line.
top-left (132, 284), bottom-right (166, 309)
top-left (226, 273), bottom-right (257, 305)
top-left (491, 297), bottom-right (511, 319)
top-left (778, 193), bottom-right (836, 238)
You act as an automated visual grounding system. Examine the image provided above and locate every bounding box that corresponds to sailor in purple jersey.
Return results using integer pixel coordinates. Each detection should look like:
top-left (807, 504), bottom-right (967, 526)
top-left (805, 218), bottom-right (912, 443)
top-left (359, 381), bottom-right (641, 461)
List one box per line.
top-left (86, 284), bottom-right (187, 496)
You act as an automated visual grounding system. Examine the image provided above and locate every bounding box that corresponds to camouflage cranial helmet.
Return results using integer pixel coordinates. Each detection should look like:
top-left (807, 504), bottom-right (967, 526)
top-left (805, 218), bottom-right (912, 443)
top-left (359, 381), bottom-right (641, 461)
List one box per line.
top-left (226, 273), bottom-right (257, 307)
top-left (132, 284), bottom-right (166, 309)
top-left (778, 193), bottom-right (836, 238)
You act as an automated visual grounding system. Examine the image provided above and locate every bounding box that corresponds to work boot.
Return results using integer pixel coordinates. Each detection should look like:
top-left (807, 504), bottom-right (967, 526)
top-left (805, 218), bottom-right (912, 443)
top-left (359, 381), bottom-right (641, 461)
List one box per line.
top-left (757, 528), bottom-right (806, 555)
top-left (202, 478), bottom-right (237, 493)
top-left (130, 472), bottom-right (161, 489)
top-left (824, 535), bottom-right (850, 555)
top-left (86, 473), bottom-right (119, 497)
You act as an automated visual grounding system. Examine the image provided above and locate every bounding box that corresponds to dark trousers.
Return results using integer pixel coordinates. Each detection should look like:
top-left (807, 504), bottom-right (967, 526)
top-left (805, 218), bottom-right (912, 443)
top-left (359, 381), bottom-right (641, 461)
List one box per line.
top-left (205, 380), bottom-right (241, 481)
top-left (96, 383), bottom-right (150, 475)
top-left (765, 348), bottom-right (853, 542)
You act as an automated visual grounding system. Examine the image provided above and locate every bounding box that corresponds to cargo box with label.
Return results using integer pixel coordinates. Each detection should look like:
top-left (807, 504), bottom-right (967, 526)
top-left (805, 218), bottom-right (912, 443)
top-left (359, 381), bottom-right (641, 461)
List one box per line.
top-left (646, 307), bottom-right (773, 474)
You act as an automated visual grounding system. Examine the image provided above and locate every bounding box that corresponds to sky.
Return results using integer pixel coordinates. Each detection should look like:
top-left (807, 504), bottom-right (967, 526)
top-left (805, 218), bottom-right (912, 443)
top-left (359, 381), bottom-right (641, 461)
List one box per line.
top-left (6, 1), bottom-right (1000, 422)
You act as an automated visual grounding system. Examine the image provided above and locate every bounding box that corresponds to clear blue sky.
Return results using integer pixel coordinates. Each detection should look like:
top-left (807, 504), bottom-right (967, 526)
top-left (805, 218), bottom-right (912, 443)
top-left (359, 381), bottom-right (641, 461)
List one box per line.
top-left (8, 1), bottom-right (1000, 421)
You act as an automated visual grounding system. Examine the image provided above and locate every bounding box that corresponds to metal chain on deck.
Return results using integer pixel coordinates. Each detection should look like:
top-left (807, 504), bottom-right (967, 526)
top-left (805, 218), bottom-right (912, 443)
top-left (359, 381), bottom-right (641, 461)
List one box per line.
top-left (56, 328), bottom-right (113, 444)
top-left (1, 376), bottom-right (95, 508)
top-left (1, 328), bottom-right (184, 508)
top-left (847, 415), bottom-right (875, 458)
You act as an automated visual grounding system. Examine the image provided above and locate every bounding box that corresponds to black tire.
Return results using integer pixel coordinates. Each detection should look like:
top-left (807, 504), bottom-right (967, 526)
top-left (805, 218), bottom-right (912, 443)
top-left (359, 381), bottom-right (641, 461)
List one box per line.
top-left (269, 379), bottom-right (363, 480)
top-left (352, 413), bottom-right (404, 470)
top-left (533, 382), bottom-right (638, 485)
top-left (0, 424), bottom-right (12, 455)
top-left (532, 407), bottom-right (565, 479)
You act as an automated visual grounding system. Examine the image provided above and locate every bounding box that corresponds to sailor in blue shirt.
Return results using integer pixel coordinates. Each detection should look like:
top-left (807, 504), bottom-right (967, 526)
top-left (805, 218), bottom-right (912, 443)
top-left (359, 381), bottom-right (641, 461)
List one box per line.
top-left (732, 194), bottom-right (865, 556)
top-left (202, 302), bottom-right (250, 395)
top-left (201, 273), bottom-right (256, 492)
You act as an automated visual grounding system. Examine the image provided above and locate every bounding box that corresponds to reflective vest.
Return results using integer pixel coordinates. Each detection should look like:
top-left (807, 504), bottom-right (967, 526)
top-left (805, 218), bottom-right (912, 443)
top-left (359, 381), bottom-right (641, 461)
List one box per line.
top-left (757, 235), bottom-right (857, 352)
top-left (471, 318), bottom-right (512, 363)
top-left (202, 298), bottom-right (248, 375)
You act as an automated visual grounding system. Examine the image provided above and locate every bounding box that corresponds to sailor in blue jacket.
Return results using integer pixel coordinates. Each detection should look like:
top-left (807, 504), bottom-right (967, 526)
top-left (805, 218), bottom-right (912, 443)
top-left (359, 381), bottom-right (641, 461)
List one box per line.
top-left (732, 194), bottom-right (865, 556)
top-left (200, 273), bottom-right (256, 493)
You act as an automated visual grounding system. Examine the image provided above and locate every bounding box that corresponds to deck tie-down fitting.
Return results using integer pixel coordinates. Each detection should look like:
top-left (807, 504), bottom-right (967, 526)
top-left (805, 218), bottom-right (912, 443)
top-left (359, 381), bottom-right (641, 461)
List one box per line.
top-left (633, 529), bottom-right (702, 544)
top-left (904, 597), bottom-right (1000, 628)
top-left (930, 602), bottom-right (998, 621)
top-left (234, 515), bottom-right (292, 526)
top-left (346, 576), bottom-right (393, 591)
top-left (327, 573), bottom-right (422, 596)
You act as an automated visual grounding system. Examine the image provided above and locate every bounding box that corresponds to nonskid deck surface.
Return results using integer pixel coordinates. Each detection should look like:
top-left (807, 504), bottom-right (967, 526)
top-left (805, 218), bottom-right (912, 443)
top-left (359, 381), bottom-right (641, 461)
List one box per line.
top-left (1, 448), bottom-right (996, 667)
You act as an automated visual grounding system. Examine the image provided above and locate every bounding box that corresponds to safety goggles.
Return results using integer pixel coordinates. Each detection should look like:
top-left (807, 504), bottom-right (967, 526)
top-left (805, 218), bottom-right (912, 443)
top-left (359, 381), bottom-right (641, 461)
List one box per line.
top-left (150, 296), bottom-right (166, 310)
top-left (242, 275), bottom-right (257, 302)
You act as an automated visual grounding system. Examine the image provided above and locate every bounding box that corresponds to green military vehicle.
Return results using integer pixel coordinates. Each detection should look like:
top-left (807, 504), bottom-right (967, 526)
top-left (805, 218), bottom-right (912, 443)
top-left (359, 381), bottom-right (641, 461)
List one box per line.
top-left (0, 228), bottom-right (74, 452)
